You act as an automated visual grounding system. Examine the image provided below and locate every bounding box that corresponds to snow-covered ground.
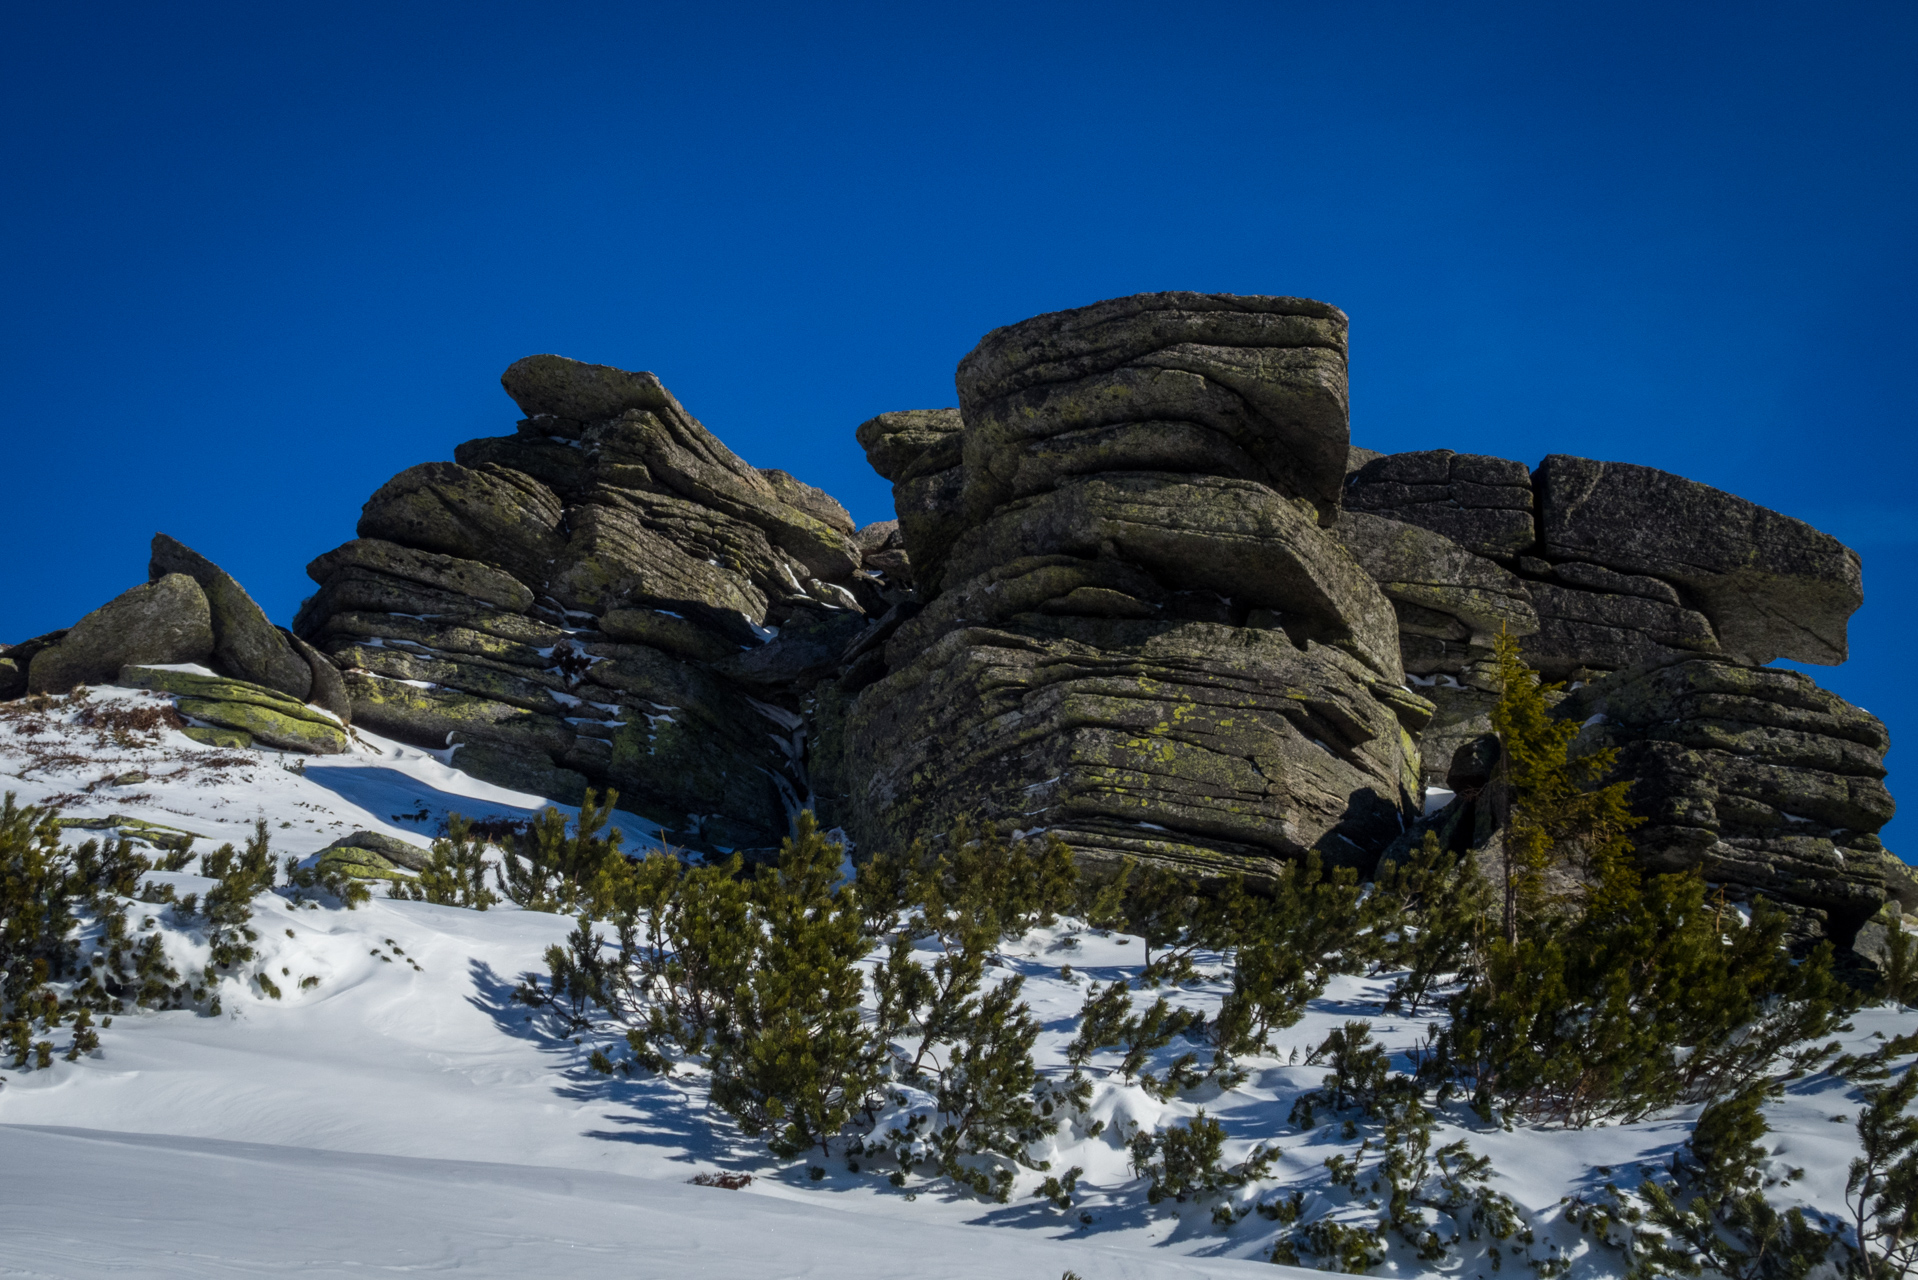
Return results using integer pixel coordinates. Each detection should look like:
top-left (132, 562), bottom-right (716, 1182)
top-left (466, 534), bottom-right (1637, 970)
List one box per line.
top-left (0, 683), bottom-right (1907, 1277)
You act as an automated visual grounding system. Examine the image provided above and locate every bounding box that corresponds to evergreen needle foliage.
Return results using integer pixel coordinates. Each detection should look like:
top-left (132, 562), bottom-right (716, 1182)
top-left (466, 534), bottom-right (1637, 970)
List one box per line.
top-left (1366, 830), bottom-right (1493, 1016)
top-left (709, 812), bottom-right (876, 1157)
top-left (1128, 1111), bottom-right (1274, 1205)
top-left (1845, 1059), bottom-right (1918, 1279)
top-left (390, 815), bottom-right (500, 909)
top-left (1631, 1084), bottom-right (1840, 1280)
top-left (1431, 642), bottom-right (1854, 1127)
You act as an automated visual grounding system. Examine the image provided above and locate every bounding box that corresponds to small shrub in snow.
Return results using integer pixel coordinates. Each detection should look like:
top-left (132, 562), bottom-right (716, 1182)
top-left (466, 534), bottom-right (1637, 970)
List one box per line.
top-left (1625, 1083), bottom-right (1841, 1280)
top-left (1128, 1110), bottom-right (1274, 1205)
top-left (1365, 829), bottom-right (1492, 1016)
top-left (708, 812), bottom-right (878, 1158)
top-left (498, 789), bottom-right (626, 916)
top-left (1844, 1057), bottom-right (1918, 1280)
top-left (389, 815), bottom-right (499, 910)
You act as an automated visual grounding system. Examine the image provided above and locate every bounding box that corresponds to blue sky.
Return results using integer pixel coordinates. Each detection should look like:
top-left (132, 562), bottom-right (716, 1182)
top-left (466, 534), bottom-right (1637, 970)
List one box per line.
top-left (3, 2), bottom-right (1913, 847)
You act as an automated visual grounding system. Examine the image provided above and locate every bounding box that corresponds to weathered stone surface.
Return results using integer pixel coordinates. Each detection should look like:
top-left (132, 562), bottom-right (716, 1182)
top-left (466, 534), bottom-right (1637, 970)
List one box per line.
top-left (316, 846), bottom-right (407, 881)
top-left (1345, 450), bottom-right (1536, 561)
top-left (306, 539), bottom-right (535, 613)
top-left (329, 644), bottom-right (574, 714)
top-left (501, 354), bottom-right (676, 425)
top-left (1560, 656), bottom-right (1896, 958)
top-left (118, 664), bottom-right (339, 723)
top-left (176, 696), bottom-right (347, 754)
top-left (845, 618), bottom-right (1422, 877)
top-left (576, 408), bottom-right (861, 586)
top-left (452, 741), bottom-right (590, 806)
top-left (599, 608), bottom-right (739, 663)
top-left (892, 464), bottom-right (968, 595)
top-left (1332, 511), bottom-right (1538, 639)
top-left (956, 293), bottom-right (1352, 528)
top-left (1523, 581), bottom-right (1719, 678)
top-left (713, 607), bottom-right (866, 686)
top-left (1535, 455), bottom-right (1862, 665)
top-left (453, 433), bottom-right (589, 500)
top-left (934, 473), bottom-right (1402, 681)
top-left (149, 534), bottom-right (311, 700)
top-left (280, 628), bottom-right (352, 725)
top-left (854, 411), bottom-right (966, 592)
top-left (319, 830), bottom-right (432, 871)
top-left (183, 725), bottom-right (251, 749)
top-left (29, 576), bottom-right (214, 694)
top-left (760, 469), bottom-right (855, 535)
top-left (545, 501), bottom-right (768, 635)
top-left (293, 567), bottom-right (500, 637)
top-left (342, 670), bottom-right (576, 758)
top-left (855, 410), bottom-right (965, 484)
top-left (852, 519), bottom-right (911, 587)
top-left (358, 462), bottom-right (567, 589)
top-left (315, 611), bottom-right (569, 667)
top-left (1525, 558), bottom-right (1681, 606)
top-left (0, 632), bottom-right (67, 701)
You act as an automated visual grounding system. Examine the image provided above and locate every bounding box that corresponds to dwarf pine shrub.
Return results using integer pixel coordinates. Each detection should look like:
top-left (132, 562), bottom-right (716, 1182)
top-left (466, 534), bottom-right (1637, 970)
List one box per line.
top-left (1434, 849), bottom-right (1853, 1126)
top-left (1432, 643), bottom-right (1854, 1126)
top-left (1128, 1110), bottom-right (1274, 1205)
top-left (1630, 1083), bottom-right (1840, 1280)
top-left (0, 792), bottom-right (252, 1065)
top-left (499, 789), bottom-right (626, 915)
top-left (708, 812), bottom-right (877, 1157)
top-left (1366, 830), bottom-right (1492, 1015)
top-left (1845, 1058), bottom-right (1918, 1280)
top-left (389, 814), bottom-right (499, 910)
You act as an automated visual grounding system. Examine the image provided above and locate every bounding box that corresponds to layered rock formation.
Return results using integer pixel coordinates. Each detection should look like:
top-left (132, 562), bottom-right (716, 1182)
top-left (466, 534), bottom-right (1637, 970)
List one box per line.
top-left (824, 294), bottom-right (1431, 878)
top-left (0, 292), bottom-right (1898, 965)
top-left (291, 355), bottom-right (876, 852)
top-left (1336, 447), bottom-right (1865, 790)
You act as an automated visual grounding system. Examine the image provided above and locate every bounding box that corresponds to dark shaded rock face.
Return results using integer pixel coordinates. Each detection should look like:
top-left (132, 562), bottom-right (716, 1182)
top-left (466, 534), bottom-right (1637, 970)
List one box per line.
top-left (28, 576), bottom-right (214, 693)
top-left (295, 354), bottom-right (872, 854)
top-left (1558, 656), bottom-right (1901, 956)
top-left (827, 293), bottom-right (1427, 877)
top-left (151, 534), bottom-right (313, 700)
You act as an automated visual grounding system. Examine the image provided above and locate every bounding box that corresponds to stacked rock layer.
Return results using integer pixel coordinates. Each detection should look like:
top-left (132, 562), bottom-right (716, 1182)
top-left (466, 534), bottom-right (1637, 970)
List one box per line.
top-left (826, 294), bottom-right (1432, 878)
top-left (292, 356), bottom-right (883, 852)
top-left (0, 291), bottom-right (1900, 968)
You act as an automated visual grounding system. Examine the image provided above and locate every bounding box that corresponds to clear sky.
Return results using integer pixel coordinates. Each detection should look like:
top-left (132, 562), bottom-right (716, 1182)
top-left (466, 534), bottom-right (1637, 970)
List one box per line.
top-left (3, 2), bottom-right (1913, 847)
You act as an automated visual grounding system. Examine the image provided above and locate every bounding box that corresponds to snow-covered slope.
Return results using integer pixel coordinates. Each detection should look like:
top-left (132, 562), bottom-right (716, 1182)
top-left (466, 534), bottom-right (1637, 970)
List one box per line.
top-left (0, 684), bottom-right (1906, 1278)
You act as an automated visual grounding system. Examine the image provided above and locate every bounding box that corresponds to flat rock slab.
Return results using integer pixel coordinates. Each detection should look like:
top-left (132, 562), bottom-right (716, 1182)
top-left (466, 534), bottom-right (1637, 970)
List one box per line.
top-left (1536, 454), bottom-right (1861, 666)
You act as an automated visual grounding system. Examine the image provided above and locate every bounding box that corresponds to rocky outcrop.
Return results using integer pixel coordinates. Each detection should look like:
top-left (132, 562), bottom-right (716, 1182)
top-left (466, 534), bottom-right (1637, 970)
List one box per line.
top-left (150, 534), bottom-right (313, 700)
top-left (1534, 455), bottom-right (1862, 666)
top-left (1558, 656), bottom-right (1901, 958)
top-left (0, 295), bottom-right (1895, 963)
top-left (829, 293), bottom-right (1427, 878)
top-left (1332, 447), bottom-right (1866, 792)
top-left (295, 354), bottom-right (872, 853)
top-left (27, 576), bottom-right (214, 694)
top-left (119, 665), bottom-right (348, 754)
